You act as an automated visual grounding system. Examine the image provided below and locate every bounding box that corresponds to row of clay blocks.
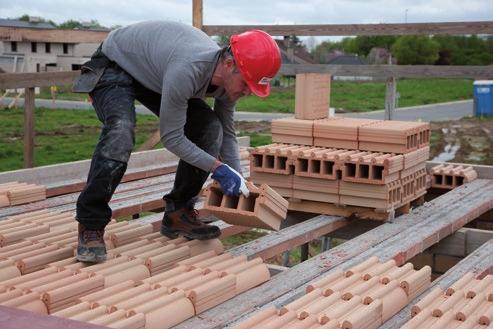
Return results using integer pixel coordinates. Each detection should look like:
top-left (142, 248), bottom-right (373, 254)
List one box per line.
top-left (0, 210), bottom-right (272, 329)
top-left (402, 273), bottom-right (493, 328)
top-left (272, 116), bottom-right (431, 154)
top-left (430, 164), bottom-right (478, 190)
top-left (203, 181), bottom-right (289, 231)
top-left (234, 256), bottom-right (431, 329)
top-left (249, 143), bottom-right (429, 211)
top-left (0, 182), bottom-right (46, 208)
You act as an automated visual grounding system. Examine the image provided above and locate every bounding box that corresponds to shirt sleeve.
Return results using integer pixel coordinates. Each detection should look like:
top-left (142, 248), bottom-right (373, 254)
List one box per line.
top-left (159, 63), bottom-right (217, 172)
top-left (214, 97), bottom-right (242, 174)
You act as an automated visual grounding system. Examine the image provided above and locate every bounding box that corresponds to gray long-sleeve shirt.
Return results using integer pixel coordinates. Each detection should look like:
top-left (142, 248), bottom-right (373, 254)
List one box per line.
top-left (102, 20), bottom-right (240, 173)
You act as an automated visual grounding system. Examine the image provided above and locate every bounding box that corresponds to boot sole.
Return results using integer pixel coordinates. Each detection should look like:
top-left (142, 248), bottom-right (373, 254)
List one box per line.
top-left (160, 227), bottom-right (220, 240)
top-left (76, 253), bottom-right (107, 264)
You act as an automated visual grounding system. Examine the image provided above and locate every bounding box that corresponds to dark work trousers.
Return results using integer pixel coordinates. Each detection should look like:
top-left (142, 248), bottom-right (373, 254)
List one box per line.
top-left (76, 61), bottom-right (223, 230)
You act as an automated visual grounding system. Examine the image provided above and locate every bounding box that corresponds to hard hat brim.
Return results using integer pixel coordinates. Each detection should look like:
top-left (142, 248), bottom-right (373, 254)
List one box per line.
top-left (246, 80), bottom-right (270, 98)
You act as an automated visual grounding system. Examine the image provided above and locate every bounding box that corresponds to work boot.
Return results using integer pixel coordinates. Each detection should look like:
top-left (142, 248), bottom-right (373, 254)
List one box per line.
top-left (76, 223), bottom-right (107, 263)
top-left (160, 201), bottom-right (220, 240)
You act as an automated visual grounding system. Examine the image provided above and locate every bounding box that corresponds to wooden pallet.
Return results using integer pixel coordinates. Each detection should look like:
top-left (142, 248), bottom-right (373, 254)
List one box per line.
top-left (287, 192), bottom-right (426, 221)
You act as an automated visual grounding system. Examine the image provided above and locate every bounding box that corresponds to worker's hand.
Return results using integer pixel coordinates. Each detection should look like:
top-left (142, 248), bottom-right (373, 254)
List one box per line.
top-left (211, 164), bottom-right (250, 197)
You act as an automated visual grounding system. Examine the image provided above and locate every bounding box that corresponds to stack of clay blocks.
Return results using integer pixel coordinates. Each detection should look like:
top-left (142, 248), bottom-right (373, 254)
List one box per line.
top-left (430, 164), bottom-right (478, 190)
top-left (203, 181), bottom-right (288, 231)
top-left (0, 210), bottom-right (272, 329)
top-left (0, 182), bottom-right (46, 208)
top-left (401, 273), bottom-right (493, 328)
top-left (295, 73), bottom-right (331, 120)
top-left (250, 143), bottom-right (430, 211)
top-left (272, 117), bottom-right (430, 155)
top-left (233, 256), bottom-right (431, 329)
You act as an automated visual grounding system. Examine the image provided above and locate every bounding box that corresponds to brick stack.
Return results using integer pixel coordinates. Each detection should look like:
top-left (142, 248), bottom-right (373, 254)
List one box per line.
top-left (233, 256), bottom-right (431, 329)
top-left (0, 209), bottom-right (272, 329)
top-left (430, 164), bottom-right (478, 190)
top-left (259, 73), bottom-right (431, 215)
top-left (203, 181), bottom-right (288, 231)
top-left (401, 273), bottom-right (493, 328)
top-left (250, 143), bottom-right (430, 213)
top-left (0, 182), bottom-right (46, 208)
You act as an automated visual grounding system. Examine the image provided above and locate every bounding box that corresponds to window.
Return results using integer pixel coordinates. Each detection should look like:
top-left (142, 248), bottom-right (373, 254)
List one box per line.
top-left (45, 43), bottom-right (51, 53)
top-left (11, 41), bottom-right (17, 52)
top-left (63, 43), bottom-right (69, 54)
top-left (31, 42), bottom-right (37, 53)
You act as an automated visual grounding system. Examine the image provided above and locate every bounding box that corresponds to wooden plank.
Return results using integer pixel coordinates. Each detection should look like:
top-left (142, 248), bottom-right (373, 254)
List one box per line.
top-left (229, 215), bottom-right (348, 261)
top-left (381, 239), bottom-right (493, 329)
top-left (192, 0), bottom-right (203, 30)
top-left (176, 179), bottom-right (493, 328)
top-left (280, 64), bottom-right (493, 79)
top-left (2, 64), bottom-right (493, 91)
top-left (0, 26), bottom-right (107, 43)
top-left (0, 71), bottom-right (80, 89)
top-left (23, 87), bottom-right (35, 168)
top-left (202, 21), bottom-right (493, 36)
top-left (137, 130), bottom-right (161, 151)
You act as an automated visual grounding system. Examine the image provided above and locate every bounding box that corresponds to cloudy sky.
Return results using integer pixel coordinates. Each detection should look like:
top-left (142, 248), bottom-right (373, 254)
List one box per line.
top-left (2, 0), bottom-right (492, 31)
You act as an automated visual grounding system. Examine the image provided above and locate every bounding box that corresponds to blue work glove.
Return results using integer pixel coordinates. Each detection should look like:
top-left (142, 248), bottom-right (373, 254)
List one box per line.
top-left (211, 164), bottom-right (250, 197)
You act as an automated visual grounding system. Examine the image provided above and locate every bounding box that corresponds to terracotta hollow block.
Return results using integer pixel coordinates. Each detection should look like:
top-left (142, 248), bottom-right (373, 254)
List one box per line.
top-left (456, 293), bottom-right (485, 321)
top-left (13, 269), bottom-right (74, 293)
top-left (345, 256), bottom-right (379, 277)
top-left (306, 270), bottom-right (344, 293)
top-left (297, 292), bottom-right (342, 320)
top-left (88, 309), bottom-right (127, 326)
top-left (341, 299), bottom-right (382, 329)
top-left (467, 276), bottom-right (493, 298)
top-left (431, 289), bottom-right (464, 317)
top-left (108, 312), bottom-right (146, 329)
top-left (51, 301), bottom-right (92, 318)
top-left (187, 274), bottom-right (237, 314)
top-left (109, 286), bottom-right (170, 312)
top-left (279, 288), bottom-right (323, 315)
top-left (295, 73), bottom-right (330, 120)
top-left (324, 275), bottom-right (361, 296)
top-left (78, 280), bottom-right (137, 306)
top-left (69, 305), bottom-right (108, 322)
top-left (381, 263), bottom-right (414, 284)
top-left (400, 265), bottom-right (432, 297)
top-left (381, 286), bottom-right (409, 322)
top-left (411, 287), bottom-right (443, 317)
top-left (342, 276), bottom-right (380, 301)
top-left (94, 283), bottom-right (152, 308)
top-left (363, 280), bottom-right (400, 305)
top-left (0, 265), bottom-right (21, 282)
top-left (319, 295), bottom-right (362, 323)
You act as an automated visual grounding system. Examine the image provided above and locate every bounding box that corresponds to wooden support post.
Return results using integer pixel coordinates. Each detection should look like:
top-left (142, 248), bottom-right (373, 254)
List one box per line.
top-left (321, 236), bottom-right (332, 251)
top-left (300, 243), bottom-right (309, 262)
top-left (282, 250), bottom-right (290, 267)
top-left (384, 76), bottom-right (396, 120)
top-left (192, 0), bottom-right (203, 30)
top-left (24, 87), bottom-right (35, 168)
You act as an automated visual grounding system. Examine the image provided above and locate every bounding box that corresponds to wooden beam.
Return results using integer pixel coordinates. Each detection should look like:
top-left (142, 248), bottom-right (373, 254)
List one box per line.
top-left (381, 239), bottom-right (493, 328)
top-left (176, 179), bottom-right (493, 328)
top-left (385, 77), bottom-right (396, 120)
top-left (192, 0), bottom-right (203, 30)
top-left (137, 130), bottom-right (161, 151)
top-left (0, 71), bottom-right (80, 89)
top-left (202, 21), bottom-right (493, 36)
top-left (23, 87), bottom-right (35, 168)
top-left (229, 215), bottom-right (348, 261)
top-left (0, 26), bottom-right (108, 43)
top-left (280, 64), bottom-right (493, 79)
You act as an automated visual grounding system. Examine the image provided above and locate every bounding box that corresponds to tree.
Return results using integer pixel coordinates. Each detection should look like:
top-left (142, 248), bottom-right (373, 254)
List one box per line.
top-left (310, 40), bottom-right (344, 63)
top-left (391, 35), bottom-right (439, 64)
top-left (213, 35), bottom-right (230, 47)
top-left (338, 36), bottom-right (397, 56)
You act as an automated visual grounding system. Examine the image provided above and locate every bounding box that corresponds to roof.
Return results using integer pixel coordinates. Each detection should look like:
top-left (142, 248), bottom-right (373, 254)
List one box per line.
top-left (0, 18), bottom-right (55, 29)
top-left (275, 39), bottom-right (315, 64)
top-left (327, 54), bottom-right (367, 65)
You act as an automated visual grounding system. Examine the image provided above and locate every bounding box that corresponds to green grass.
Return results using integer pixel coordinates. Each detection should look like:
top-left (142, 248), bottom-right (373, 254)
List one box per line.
top-left (235, 78), bottom-right (473, 113)
top-left (0, 107), bottom-right (159, 172)
top-left (238, 132), bottom-right (272, 147)
top-left (32, 79), bottom-right (473, 113)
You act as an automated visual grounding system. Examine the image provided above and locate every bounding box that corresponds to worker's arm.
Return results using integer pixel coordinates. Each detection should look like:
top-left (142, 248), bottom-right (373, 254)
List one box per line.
top-left (159, 63), bottom-right (217, 172)
top-left (213, 97), bottom-right (242, 174)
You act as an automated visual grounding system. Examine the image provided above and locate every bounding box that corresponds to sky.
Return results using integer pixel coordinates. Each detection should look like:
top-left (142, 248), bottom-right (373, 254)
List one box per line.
top-left (1, 0), bottom-right (492, 43)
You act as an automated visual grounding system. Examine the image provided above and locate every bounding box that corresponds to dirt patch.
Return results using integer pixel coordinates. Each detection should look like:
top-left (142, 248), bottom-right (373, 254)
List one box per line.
top-left (235, 121), bottom-right (271, 134)
top-left (430, 118), bottom-right (493, 165)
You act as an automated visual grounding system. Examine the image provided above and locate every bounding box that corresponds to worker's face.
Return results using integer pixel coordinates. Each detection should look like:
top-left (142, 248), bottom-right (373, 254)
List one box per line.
top-left (223, 60), bottom-right (252, 101)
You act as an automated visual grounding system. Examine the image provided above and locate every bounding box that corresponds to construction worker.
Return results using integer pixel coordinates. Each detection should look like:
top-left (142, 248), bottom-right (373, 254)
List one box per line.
top-left (72, 20), bottom-right (281, 263)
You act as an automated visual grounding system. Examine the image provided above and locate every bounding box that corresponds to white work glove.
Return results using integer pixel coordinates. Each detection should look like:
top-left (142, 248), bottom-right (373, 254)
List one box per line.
top-left (211, 164), bottom-right (250, 197)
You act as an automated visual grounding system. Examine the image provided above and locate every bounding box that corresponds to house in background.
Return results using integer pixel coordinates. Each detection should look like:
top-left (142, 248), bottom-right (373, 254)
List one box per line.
top-left (0, 16), bottom-right (107, 74)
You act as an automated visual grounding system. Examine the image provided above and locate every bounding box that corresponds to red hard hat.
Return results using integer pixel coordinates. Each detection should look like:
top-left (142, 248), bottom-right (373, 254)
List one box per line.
top-left (230, 30), bottom-right (281, 97)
